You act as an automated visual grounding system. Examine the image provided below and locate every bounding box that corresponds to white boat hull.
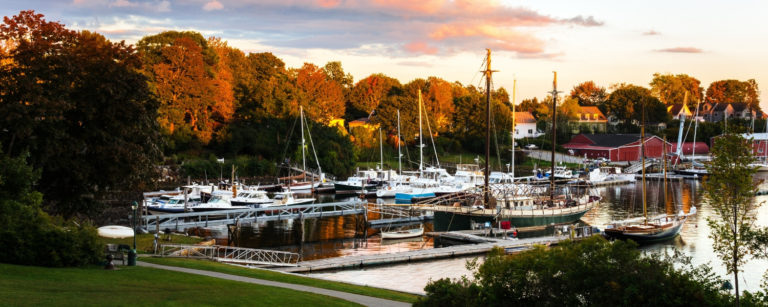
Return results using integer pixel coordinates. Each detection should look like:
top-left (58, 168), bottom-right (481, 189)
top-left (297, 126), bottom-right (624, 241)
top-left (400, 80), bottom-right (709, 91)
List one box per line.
top-left (381, 227), bottom-right (424, 239)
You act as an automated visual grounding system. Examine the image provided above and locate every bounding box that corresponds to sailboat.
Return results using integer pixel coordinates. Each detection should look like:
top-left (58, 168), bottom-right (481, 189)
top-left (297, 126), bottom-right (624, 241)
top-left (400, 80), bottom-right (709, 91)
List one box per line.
top-left (747, 119), bottom-right (768, 172)
top-left (674, 98), bottom-right (708, 177)
top-left (603, 101), bottom-right (695, 243)
top-left (427, 51), bottom-right (600, 231)
top-left (381, 225), bottom-right (424, 239)
top-left (285, 106), bottom-right (325, 192)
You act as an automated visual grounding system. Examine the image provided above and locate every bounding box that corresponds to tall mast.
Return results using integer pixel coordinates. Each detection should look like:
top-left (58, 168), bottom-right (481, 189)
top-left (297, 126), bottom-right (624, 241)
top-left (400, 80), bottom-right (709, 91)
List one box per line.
top-left (675, 92), bottom-right (688, 163)
top-left (549, 72), bottom-right (559, 203)
top-left (764, 118), bottom-right (768, 162)
top-left (418, 90), bottom-right (424, 172)
top-left (300, 106), bottom-right (306, 177)
top-left (663, 134), bottom-right (668, 210)
top-left (379, 127), bottom-right (383, 170)
top-left (397, 110), bottom-right (402, 175)
top-left (512, 79), bottom-right (516, 178)
top-left (641, 100), bottom-right (647, 222)
top-left (483, 49), bottom-right (496, 206)
top-left (691, 99), bottom-right (701, 164)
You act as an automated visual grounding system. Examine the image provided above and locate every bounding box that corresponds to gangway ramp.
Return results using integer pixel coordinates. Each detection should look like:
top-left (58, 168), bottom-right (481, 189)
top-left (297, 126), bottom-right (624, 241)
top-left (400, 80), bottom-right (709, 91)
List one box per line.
top-left (157, 244), bottom-right (300, 267)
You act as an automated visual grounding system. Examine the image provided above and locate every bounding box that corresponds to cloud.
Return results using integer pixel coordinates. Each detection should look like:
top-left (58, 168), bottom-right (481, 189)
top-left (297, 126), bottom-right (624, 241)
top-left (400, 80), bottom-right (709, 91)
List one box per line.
top-left (65, 0), bottom-right (603, 58)
top-left (643, 30), bottom-right (661, 36)
top-left (203, 0), bottom-right (223, 11)
top-left (656, 47), bottom-right (703, 53)
top-left (397, 61), bottom-right (434, 68)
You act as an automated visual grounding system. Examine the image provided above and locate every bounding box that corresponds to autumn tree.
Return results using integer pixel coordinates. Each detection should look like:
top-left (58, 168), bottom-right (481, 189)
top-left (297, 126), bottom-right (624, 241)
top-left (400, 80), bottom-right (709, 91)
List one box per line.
top-left (649, 73), bottom-right (703, 107)
top-left (452, 86), bottom-right (514, 153)
top-left (518, 97), bottom-right (542, 117)
top-left (570, 81), bottom-right (607, 106)
top-left (289, 63), bottom-right (346, 123)
top-left (423, 76), bottom-right (456, 132)
top-left (349, 73), bottom-right (401, 119)
top-left (705, 79), bottom-right (761, 112)
top-left (138, 31), bottom-right (233, 146)
top-left (0, 11), bottom-right (162, 217)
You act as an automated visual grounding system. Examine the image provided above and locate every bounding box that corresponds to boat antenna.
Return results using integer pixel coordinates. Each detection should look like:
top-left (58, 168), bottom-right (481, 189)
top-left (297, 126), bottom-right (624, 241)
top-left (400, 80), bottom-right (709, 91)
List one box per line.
top-left (483, 49), bottom-right (497, 206)
top-left (549, 72), bottom-right (561, 204)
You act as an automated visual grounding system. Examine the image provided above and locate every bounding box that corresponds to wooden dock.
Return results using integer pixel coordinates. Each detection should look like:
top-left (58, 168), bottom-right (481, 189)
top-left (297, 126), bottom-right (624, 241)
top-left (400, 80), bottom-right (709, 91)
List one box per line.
top-left (275, 233), bottom-right (589, 273)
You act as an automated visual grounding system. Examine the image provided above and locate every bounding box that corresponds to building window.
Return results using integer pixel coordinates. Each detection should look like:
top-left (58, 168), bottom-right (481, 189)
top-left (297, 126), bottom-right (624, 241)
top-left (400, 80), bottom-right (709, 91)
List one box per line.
top-left (528, 129), bottom-right (533, 134)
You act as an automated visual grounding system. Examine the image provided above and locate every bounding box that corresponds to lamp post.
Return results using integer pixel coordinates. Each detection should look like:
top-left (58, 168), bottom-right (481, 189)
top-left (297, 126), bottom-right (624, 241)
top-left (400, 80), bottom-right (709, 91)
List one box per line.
top-left (128, 201), bottom-right (138, 266)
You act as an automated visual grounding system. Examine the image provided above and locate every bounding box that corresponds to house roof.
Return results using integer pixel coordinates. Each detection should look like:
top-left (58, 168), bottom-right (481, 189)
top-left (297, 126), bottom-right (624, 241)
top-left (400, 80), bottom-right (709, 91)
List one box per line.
top-left (349, 117), bottom-right (371, 124)
top-left (575, 106), bottom-right (607, 121)
top-left (582, 134), bottom-right (645, 147)
top-left (666, 104), bottom-right (690, 116)
top-left (712, 103), bottom-right (730, 112)
top-left (730, 103), bottom-right (751, 112)
top-left (514, 111), bottom-right (537, 124)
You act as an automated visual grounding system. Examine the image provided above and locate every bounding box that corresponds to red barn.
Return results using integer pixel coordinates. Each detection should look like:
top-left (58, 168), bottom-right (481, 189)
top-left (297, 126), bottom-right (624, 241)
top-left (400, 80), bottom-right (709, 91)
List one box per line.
top-left (563, 134), bottom-right (672, 162)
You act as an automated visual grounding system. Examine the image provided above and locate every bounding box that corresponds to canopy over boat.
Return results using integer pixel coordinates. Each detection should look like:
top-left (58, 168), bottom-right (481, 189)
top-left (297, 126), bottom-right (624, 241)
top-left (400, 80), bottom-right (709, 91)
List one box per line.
top-left (97, 225), bottom-right (134, 238)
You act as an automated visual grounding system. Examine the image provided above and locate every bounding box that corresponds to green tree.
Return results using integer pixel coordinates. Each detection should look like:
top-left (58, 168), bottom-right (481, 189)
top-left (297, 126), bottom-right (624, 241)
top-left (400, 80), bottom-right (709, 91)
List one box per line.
top-left (416, 236), bottom-right (731, 306)
top-left (703, 134), bottom-right (763, 305)
top-left (650, 73), bottom-right (703, 107)
top-left (604, 84), bottom-right (669, 128)
top-left (0, 11), bottom-right (162, 217)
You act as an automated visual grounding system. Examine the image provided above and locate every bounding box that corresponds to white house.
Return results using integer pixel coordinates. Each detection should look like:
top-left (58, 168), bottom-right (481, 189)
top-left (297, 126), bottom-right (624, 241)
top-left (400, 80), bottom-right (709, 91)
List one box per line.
top-left (512, 111), bottom-right (542, 139)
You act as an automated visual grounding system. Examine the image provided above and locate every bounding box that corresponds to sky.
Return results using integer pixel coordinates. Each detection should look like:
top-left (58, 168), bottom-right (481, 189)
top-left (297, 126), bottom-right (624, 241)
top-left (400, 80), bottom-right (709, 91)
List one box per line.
top-left (3, 0), bottom-right (767, 109)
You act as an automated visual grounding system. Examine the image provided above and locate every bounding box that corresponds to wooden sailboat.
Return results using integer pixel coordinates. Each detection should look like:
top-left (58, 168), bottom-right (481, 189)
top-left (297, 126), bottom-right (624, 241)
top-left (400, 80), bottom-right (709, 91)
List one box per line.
top-left (603, 103), bottom-right (695, 243)
top-left (428, 51), bottom-right (600, 231)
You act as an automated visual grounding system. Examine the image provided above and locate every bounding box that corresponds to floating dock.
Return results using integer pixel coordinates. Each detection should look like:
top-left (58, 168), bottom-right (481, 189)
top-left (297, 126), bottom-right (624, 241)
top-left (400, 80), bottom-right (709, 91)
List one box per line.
top-left (275, 227), bottom-right (596, 273)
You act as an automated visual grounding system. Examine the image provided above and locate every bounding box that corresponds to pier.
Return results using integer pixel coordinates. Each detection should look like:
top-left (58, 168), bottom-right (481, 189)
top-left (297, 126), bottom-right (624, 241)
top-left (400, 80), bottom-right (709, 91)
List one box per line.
top-left (276, 226), bottom-right (596, 273)
top-left (141, 201), bottom-right (366, 232)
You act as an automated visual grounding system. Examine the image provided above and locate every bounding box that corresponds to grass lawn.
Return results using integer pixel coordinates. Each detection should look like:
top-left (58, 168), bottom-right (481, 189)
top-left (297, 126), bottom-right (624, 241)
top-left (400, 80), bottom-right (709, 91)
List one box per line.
top-left (100, 233), bottom-right (204, 254)
top-left (141, 257), bottom-right (420, 303)
top-left (0, 262), bottom-right (360, 306)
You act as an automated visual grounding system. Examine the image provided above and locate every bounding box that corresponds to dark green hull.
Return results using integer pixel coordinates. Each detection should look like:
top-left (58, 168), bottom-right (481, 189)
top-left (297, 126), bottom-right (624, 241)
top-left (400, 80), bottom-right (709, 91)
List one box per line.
top-left (433, 209), bottom-right (590, 232)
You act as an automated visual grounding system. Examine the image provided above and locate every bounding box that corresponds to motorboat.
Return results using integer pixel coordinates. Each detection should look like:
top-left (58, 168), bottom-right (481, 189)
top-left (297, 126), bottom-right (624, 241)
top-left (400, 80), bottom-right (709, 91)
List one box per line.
top-left (229, 190), bottom-right (273, 208)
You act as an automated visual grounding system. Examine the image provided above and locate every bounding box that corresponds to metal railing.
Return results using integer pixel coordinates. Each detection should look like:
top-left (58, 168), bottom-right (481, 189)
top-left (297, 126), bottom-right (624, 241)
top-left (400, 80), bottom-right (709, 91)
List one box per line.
top-left (158, 244), bottom-right (300, 266)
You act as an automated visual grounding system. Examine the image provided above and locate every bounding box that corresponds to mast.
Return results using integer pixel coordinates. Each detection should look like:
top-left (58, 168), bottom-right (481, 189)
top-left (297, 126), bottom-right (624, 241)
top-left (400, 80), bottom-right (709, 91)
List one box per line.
top-left (512, 79), bottom-right (516, 178)
top-left (379, 127), bottom-right (383, 171)
top-left (764, 118), bottom-right (768, 162)
top-left (663, 134), bottom-right (668, 209)
top-left (300, 106), bottom-right (306, 179)
top-left (674, 92), bottom-right (688, 163)
top-left (397, 110), bottom-right (402, 175)
top-left (691, 99), bottom-right (701, 164)
top-left (549, 72), bottom-right (559, 203)
top-left (483, 49), bottom-right (496, 206)
top-left (641, 99), bottom-right (647, 222)
top-left (418, 90), bottom-right (424, 172)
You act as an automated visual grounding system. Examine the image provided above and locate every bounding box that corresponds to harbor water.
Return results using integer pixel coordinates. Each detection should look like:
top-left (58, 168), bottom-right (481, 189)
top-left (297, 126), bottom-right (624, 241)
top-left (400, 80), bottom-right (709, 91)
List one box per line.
top-left (234, 179), bottom-right (768, 294)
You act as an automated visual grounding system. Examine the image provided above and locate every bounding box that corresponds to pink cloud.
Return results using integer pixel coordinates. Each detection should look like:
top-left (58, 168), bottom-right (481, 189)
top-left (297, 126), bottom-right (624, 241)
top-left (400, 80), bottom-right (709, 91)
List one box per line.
top-left (316, 0), bottom-right (342, 8)
top-left (203, 0), bottom-right (224, 11)
top-left (404, 41), bottom-right (438, 55)
top-left (656, 47), bottom-right (703, 53)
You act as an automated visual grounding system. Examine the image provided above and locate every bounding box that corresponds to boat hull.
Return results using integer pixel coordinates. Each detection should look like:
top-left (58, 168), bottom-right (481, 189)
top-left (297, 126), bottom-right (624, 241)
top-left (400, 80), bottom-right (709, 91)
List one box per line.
top-left (395, 192), bottom-right (436, 204)
top-left (432, 207), bottom-right (592, 231)
top-left (603, 222), bottom-right (683, 244)
top-left (381, 228), bottom-right (424, 239)
top-left (334, 183), bottom-right (376, 195)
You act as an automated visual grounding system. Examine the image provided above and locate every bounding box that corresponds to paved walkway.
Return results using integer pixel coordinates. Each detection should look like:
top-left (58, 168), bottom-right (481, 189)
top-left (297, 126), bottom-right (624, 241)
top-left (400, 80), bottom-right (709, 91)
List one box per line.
top-left (138, 261), bottom-right (410, 307)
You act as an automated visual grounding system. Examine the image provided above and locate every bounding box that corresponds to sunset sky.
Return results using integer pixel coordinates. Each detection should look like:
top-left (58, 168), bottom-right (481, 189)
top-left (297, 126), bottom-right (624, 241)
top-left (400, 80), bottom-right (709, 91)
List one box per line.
top-left (3, 0), bottom-right (766, 109)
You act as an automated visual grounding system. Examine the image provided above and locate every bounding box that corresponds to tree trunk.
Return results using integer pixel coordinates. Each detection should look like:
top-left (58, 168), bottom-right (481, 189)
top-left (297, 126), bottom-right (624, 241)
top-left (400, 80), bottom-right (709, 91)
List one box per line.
top-left (734, 243), bottom-right (740, 306)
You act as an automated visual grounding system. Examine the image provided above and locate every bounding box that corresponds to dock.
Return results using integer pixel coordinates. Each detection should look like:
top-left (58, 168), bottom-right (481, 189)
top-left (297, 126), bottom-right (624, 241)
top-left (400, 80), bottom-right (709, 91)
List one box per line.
top-left (591, 179), bottom-right (634, 186)
top-left (141, 201), bottom-right (367, 232)
top-left (275, 226), bottom-right (597, 273)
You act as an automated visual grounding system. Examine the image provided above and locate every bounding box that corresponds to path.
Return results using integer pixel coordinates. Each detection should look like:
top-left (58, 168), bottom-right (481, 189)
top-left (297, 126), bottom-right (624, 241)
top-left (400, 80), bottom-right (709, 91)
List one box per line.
top-left (138, 261), bottom-right (410, 307)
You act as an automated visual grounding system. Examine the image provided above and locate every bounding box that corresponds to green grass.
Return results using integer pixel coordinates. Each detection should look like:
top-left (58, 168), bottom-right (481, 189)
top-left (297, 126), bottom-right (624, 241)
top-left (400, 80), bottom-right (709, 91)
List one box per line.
top-left (141, 257), bottom-right (420, 303)
top-left (100, 233), bottom-right (204, 254)
top-left (0, 262), bottom-right (360, 306)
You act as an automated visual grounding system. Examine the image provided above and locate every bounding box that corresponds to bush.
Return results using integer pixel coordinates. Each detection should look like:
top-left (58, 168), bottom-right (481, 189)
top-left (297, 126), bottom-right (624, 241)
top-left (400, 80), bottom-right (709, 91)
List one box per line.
top-left (0, 154), bottom-right (101, 267)
top-left (417, 236), bottom-right (733, 306)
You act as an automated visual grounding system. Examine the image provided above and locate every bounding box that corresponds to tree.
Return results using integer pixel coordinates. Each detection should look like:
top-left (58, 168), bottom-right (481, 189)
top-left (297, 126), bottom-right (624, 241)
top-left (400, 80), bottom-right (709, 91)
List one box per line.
top-left (604, 84), bottom-right (669, 126)
top-left (518, 97), bottom-right (541, 117)
top-left (705, 79), bottom-right (761, 112)
top-left (704, 134), bottom-right (763, 305)
top-left (416, 236), bottom-right (731, 306)
top-left (290, 63), bottom-right (345, 123)
top-left (650, 73), bottom-right (703, 107)
top-left (570, 81), bottom-right (607, 106)
top-left (348, 73), bottom-right (401, 119)
top-left (0, 11), bottom-right (162, 217)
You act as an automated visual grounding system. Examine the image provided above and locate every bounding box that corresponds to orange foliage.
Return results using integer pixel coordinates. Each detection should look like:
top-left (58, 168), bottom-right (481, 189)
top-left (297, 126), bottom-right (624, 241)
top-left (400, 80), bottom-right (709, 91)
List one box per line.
top-left (292, 63), bottom-right (345, 123)
top-left (424, 77), bottom-right (455, 132)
